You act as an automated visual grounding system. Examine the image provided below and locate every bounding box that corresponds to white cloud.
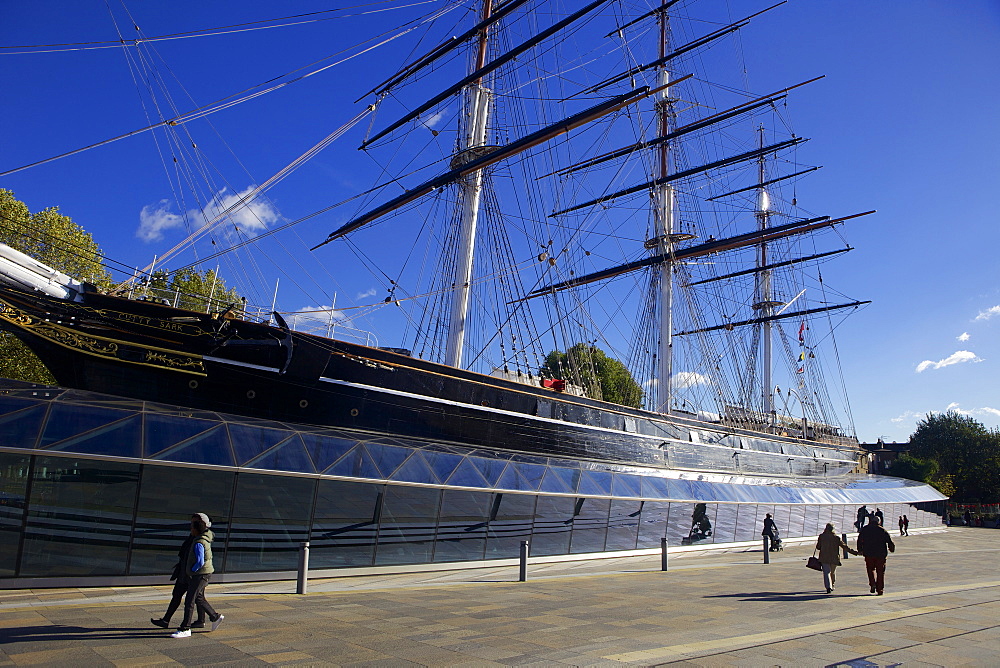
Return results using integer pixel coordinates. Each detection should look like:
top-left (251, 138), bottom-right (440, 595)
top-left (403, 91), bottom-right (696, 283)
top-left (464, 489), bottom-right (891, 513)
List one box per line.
top-left (673, 371), bottom-right (712, 389)
top-left (137, 200), bottom-right (185, 242)
top-left (980, 407), bottom-right (1000, 418)
top-left (915, 350), bottom-right (982, 373)
top-left (975, 305), bottom-right (1000, 321)
top-left (286, 305), bottom-right (348, 334)
top-left (137, 186), bottom-right (280, 243)
top-left (422, 108), bottom-right (449, 130)
top-left (958, 332), bottom-right (970, 342)
top-left (890, 410), bottom-right (922, 424)
top-left (356, 287), bottom-right (377, 300)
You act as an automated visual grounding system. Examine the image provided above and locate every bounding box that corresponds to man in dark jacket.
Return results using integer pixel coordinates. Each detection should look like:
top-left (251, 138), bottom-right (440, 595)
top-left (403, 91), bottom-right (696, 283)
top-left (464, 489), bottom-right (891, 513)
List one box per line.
top-left (857, 515), bottom-right (895, 595)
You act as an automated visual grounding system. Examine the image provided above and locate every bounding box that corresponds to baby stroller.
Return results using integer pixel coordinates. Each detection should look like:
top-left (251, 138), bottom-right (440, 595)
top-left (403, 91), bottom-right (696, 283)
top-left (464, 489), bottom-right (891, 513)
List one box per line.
top-left (768, 530), bottom-right (783, 551)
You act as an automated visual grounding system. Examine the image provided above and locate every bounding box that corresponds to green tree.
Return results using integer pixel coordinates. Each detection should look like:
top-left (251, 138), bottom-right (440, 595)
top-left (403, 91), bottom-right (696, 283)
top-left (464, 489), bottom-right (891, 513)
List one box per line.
top-left (540, 343), bottom-right (644, 408)
top-left (908, 411), bottom-right (1000, 502)
top-left (142, 267), bottom-right (243, 314)
top-left (0, 189), bottom-right (114, 384)
top-left (888, 453), bottom-right (955, 497)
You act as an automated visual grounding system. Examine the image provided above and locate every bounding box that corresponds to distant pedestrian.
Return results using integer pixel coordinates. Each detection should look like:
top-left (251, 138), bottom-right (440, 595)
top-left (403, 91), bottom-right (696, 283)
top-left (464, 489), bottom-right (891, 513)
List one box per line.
top-left (874, 507), bottom-right (884, 526)
top-left (855, 505), bottom-right (868, 531)
top-left (902, 515), bottom-right (909, 536)
top-left (897, 516), bottom-right (905, 536)
top-left (964, 510), bottom-right (972, 526)
top-left (170, 513), bottom-right (225, 638)
top-left (762, 513), bottom-right (777, 540)
top-left (150, 514), bottom-right (200, 629)
top-left (816, 523), bottom-right (858, 594)
top-left (857, 515), bottom-right (895, 595)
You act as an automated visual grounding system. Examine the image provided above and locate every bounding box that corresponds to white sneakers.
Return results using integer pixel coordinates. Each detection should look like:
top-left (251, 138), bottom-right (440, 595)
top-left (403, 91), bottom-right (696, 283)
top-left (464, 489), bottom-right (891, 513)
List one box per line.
top-left (170, 615), bottom-right (224, 637)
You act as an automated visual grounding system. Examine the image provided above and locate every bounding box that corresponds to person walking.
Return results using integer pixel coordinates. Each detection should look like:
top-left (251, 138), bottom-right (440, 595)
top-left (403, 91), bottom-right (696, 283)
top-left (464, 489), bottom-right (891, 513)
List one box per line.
top-left (151, 514), bottom-right (200, 629)
top-left (762, 513), bottom-right (778, 541)
top-left (897, 515), bottom-right (905, 537)
top-left (170, 514), bottom-right (225, 638)
top-left (855, 505), bottom-right (868, 531)
top-left (816, 523), bottom-right (857, 593)
top-left (857, 515), bottom-right (895, 595)
top-left (874, 507), bottom-right (884, 527)
top-left (902, 515), bottom-right (909, 536)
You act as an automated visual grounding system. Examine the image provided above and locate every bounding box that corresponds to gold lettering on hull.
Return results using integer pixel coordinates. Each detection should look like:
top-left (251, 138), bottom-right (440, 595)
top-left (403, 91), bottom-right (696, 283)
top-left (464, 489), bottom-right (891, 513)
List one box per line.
top-left (0, 301), bottom-right (206, 375)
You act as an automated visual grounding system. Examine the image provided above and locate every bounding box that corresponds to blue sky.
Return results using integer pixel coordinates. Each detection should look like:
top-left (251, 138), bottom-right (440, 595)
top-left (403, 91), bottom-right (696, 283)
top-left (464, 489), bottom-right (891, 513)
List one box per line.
top-left (2, 1), bottom-right (999, 443)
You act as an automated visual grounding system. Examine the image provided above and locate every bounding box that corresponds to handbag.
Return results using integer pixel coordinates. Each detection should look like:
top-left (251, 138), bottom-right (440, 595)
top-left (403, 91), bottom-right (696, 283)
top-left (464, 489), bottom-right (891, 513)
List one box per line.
top-left (806, 549), bottom-right (823, 571)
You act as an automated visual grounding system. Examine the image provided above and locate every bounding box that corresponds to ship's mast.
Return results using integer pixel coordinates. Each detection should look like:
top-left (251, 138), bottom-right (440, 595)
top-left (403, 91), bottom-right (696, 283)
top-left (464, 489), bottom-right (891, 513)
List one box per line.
top-left (753, 127), bottom-right (781, 425)
top-left (444, 0), bottom-right (494, 368)
top-left (653, 7), bottom-right (675, 413)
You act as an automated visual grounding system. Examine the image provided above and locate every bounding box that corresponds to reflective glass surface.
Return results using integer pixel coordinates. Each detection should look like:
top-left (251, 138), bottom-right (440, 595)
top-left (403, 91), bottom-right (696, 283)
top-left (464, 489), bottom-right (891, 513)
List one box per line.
top-left (0, 452), bottom-right (30, 576)
top-left (20, 457), bottom-right (139, 576)
top-left (0, 403), bottom-right (46, 449)
top-left (130, 465), bottom-right (235, 576)
top-left (530, 495), bottom-right (574, 556)
top-left (636, 501), bottom-right (669, 548)
top-left (606, 499), bottom-right (641, 551)
top-left (434, 490), bottom-right (490, 563)
top-left (485, 493), bottom-right (535, 559)
top-left (714, 504), bottom-right (738, 544)
top-left (226, 474), bottom-right (314, 572)
top-left (310, 479), bottom-right (382, 568)
top-left (570, 497), bottom-right (610, 554)
top-left (374, 484), bottom-right (440, 566)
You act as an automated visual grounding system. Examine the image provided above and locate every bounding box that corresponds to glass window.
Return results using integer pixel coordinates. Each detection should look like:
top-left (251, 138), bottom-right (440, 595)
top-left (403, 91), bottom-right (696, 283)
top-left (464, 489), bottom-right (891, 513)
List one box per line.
top-left (38, 404), bottom-right (133, 449)
top-left (713, 504), bottom-right (738, 544)
top-left (144, 414), bottom-right (220, 457)
top-left (667, 502), bottom-right (700, 547)
top-left (228, 423), bottom-right (293, 466)
top-left (129, 465), bottom-right (235, 576)
top-left (20, 457), bottom-right (139, 576)
top-left (433, 490), bottom-right (491, 563)
top-left (606, 499), bottom-right (642, 551)
top-left (226, 473), bottom-right (315, 573)
top-left (785, 504), bottom-right (806, 538)
top-left (803, 504), bottom-right (822, 538)
top-left (530, 495), bottom-right (574, 557)
top-left (44, 415), bottom-right (142, 459)
top-left (153, 425), bottom-right (235, 467)
top-left (569, 497), bottom-right (610, 554)
top-left (310, 479), bottom-right (382, 568)
top-left (485, 493), bottom-right (536, 559)
top-left (680, 503), bottom-right (717, 545)
top-left (0, 403), bottom-right (46, 449)
top-left (374, 484), bottom-right (440, 566)
top-left (0, 452), bottom-right (30, 576)
top-left (733, 504), bottom-right (758, 543)
top-left (637, 501), bottom-right (669, 549)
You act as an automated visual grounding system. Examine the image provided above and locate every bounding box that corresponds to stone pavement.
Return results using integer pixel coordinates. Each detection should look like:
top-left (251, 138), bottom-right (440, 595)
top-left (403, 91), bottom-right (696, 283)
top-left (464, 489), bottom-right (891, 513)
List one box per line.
top-left (2, 526), bottom-right (999, 666)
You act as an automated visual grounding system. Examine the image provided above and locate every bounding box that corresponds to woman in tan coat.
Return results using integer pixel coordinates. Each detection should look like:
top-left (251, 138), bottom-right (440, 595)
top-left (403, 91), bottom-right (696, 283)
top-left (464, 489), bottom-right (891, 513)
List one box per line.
top-left (816, 523), bottom-right (857, 593)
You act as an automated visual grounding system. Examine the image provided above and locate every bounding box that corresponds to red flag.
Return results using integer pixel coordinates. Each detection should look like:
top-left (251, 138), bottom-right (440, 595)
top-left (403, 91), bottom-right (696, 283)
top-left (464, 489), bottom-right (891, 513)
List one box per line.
top-left (798, 321), bottom-right (806, 343)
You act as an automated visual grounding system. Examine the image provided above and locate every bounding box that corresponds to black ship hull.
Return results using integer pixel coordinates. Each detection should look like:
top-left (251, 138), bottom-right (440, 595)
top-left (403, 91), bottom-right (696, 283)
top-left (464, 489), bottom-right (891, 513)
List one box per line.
top-left (0, 285), bottom-right (859, 477)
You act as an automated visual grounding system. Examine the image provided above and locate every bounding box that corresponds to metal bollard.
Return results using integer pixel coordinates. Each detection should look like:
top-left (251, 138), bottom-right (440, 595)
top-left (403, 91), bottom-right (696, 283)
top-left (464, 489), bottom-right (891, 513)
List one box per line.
top-left (660, 536), bottom-right (669, 571)
top-left (841, 533), bottom-right (849, 559)
top-left (763, 535), bottom-right (770, 563)
top-left (518, 540), bottom-right (529, 582)
top-left (296, 541), bottom-right (310, 594)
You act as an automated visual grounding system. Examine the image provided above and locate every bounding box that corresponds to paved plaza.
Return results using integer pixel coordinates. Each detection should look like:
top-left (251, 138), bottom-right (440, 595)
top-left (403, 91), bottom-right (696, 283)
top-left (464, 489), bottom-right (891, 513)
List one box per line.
top-left (1, 526), bottom-right (998, 666)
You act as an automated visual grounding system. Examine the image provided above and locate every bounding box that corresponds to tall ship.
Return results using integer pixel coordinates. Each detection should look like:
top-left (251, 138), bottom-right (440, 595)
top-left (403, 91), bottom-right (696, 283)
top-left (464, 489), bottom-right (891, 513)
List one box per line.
top-left (0, 0), bottom-right (944, 585)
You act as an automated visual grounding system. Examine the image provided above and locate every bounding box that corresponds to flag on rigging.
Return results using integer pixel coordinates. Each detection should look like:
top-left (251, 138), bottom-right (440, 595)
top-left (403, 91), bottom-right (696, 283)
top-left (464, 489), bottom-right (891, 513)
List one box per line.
top-left (798, 321), bottom-right (806, 343)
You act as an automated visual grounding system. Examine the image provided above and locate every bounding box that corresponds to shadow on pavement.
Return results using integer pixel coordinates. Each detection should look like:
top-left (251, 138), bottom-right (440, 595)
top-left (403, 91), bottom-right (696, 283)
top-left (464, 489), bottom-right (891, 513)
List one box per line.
top-left (0, 624), bottom-right (185, 643)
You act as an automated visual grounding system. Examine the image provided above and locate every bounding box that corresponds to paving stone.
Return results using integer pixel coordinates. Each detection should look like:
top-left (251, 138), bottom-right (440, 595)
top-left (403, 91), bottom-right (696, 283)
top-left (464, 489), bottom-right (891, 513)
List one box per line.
top-left (2, 528), bottom-right (998, 666)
